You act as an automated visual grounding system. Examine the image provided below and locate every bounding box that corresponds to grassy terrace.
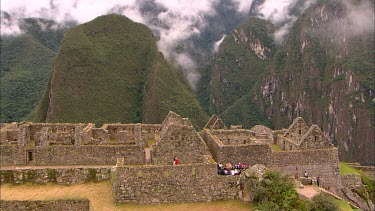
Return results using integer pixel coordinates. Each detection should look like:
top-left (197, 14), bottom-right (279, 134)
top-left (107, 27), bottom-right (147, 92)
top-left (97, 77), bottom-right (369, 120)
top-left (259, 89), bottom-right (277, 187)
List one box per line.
top-left (339, 163), bottom-right (360, 175)
top-left (0, 181), bottom-right (255, 211)
top-left (269, 144), bottom-right (282, 151)
top-left (339, 162), bottom-right (375, 203)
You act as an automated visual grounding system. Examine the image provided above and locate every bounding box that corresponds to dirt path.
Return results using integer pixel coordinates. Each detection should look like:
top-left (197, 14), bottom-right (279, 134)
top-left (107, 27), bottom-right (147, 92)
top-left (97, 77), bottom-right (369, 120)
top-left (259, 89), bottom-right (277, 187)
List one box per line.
top-left (295, 185), bottom-right (320, 199)
top-left (1, 182), bottom-right (253, 211)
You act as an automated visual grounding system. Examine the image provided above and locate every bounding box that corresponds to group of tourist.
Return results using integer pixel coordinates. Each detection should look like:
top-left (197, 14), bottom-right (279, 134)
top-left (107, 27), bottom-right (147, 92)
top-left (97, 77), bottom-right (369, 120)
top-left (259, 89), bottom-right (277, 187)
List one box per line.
top-left (217, 162), bottom-right (248, 175)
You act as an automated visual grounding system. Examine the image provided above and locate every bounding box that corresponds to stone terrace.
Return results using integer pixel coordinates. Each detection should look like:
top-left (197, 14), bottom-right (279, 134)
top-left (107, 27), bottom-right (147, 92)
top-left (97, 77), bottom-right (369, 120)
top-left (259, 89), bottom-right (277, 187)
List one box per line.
top-left (1, 112), bottom-right (344, 205)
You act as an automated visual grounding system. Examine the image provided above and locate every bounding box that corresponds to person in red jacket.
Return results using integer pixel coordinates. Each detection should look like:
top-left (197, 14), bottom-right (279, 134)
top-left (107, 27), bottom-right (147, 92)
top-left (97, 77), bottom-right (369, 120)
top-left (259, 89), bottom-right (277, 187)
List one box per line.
top-left (173, 156), bottom-right (179, 165)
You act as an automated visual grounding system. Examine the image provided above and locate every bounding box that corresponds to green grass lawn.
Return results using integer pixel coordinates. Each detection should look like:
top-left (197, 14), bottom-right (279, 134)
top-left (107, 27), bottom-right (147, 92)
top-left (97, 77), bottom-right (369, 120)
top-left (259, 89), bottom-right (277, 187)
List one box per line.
top-left (334, 199), bottom-right (356, 211)
top-left (339, 163), bottom-right (360, 175)
top-left (269, 144), bottom-right (282, 151)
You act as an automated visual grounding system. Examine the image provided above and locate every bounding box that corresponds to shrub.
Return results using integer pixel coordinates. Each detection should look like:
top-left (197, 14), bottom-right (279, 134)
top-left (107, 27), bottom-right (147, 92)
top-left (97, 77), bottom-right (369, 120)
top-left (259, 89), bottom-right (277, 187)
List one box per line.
top-left (250, 171), bottom-right (310, 211)
top-left (310, 193), bottom-right (339, 211)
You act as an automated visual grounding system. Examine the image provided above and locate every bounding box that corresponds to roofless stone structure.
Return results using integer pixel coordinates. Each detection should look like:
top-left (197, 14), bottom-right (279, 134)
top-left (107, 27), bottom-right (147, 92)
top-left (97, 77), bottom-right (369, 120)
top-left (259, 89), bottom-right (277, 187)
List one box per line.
top-left (1, 112), bottom-right (343, 205)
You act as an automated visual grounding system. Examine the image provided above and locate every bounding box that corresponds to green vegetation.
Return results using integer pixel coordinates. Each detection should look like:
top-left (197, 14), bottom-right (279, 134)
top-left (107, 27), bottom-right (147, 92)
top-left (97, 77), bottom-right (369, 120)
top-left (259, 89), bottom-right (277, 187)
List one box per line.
top-left (221, 93), bottom-right (273, 129)
top-left (339, 163), bottom-right (375, 201)
top-left (339, 163), bottom-right (360, 175)
top-left (208, 17), bottom-right (275, 115)
top-left (1, 18), bottom-right (68, 123)
top-left (250, 171), bottom-right (310, 211)
top-left (148, 139), bottom-right (155, 147)
top-left (310, 193), bottom-right (339, 211)
top-left (247, 171), bottom-right (348, 211)
top-left (269, 144), bottom-right (282, 151)
top-left (29, 14), bottom-right (208, 128)
top-left (0, 35), bottom-right (56, 123)
top-left (333, 199), bottom-right (355, 211)
top-left (206, 0), bottom-right (374, 165)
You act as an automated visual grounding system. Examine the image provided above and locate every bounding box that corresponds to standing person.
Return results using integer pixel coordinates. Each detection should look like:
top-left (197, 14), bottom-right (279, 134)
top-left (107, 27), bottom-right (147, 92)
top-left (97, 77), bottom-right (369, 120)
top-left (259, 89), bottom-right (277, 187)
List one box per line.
top-left (317, 177), bottom-right (320, 187)
top-left (175, 156), bottom-right (178, 165)
top-left (173, 156), bottom-right (179, 166)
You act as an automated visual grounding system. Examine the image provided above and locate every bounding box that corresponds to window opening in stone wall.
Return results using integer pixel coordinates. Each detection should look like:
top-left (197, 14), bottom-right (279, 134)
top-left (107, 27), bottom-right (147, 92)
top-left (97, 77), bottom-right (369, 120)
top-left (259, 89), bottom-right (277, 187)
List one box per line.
top-left (28, 151), bottom-right (33, 161)
top-left (299, 129), bottom-right (302, 135)
top-left (314, 136), bottom-right (317, 141)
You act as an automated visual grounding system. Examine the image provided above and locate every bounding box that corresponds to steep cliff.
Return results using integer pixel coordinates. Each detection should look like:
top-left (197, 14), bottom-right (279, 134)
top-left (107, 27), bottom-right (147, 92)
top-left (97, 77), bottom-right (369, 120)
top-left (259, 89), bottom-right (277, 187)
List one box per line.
top-left (209, 17), bottom-right (275, 121)
top-left (210, 0), bottom-right (374, 165)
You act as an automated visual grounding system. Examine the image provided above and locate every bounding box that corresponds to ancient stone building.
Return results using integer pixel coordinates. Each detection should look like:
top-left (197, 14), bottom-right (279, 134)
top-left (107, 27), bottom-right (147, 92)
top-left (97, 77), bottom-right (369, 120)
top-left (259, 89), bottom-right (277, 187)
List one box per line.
top-left (275, 117), bottom-right (334, 150)
top-left (151, 112), bottom-right (207, 165)
top-left (201, 115), bottom-right (341, 190)
top-left (0, 122), bottom-right (161, 166)
top-left (1, 112), bottom-right (343, 205)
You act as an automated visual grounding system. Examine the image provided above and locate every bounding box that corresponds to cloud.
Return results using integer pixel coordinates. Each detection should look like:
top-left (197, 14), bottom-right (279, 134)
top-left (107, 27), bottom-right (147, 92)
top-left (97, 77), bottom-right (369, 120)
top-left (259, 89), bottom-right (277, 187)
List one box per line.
top-left (256, 0), bottom-right (317, 44)
top-left (232, 0), bottom-right (254, 14)
top-left (273, 21), bottom-right (295, 45)
top-left (1, 0), bottom-right (330, 87)
top-left (341, 0), bottom-right (374, 36)
top-left (1, 12), bottom-right (22, 35)
top-left (213, 35), bottom-right (226, 53)
top-left (1, 0), bottom-right (222, 89)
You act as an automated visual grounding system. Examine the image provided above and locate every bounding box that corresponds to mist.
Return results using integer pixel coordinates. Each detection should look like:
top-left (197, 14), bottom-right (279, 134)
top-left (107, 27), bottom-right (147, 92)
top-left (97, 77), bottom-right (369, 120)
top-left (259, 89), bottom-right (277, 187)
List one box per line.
top-left (3, 0), bottom-right (372, 88)
top-left (1, 0), bottom-right (256, 89)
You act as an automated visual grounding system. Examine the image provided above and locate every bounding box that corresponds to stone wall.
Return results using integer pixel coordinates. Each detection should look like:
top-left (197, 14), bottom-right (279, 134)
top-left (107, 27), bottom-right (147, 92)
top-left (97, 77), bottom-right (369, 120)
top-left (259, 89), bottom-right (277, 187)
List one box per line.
top-left (200, 129), bottom-right (222, 162)
top-left (0, 146), bottom-right (27, 166)
top-left (34, 146), bottom-right (145, 165)
top-left (341, 174), bottom-right (362, 187)
top-left (211, 130), bottom-right (253, 145)
top-left (202, 128), bottom-right (341, 190)
top-left (0, 145), bottom-right (145, 166)
top-left (268, 148), bottom-right (341, 190)
top-left (299, 125), bottom-right (333, 149)
top-left (284, 117), bottom-right (309, 141)
top-left (111, 163), bottom-right (238, 205)
top-left (152, 125), bottom-right (207, 165)
top-left (219, 144), bottom-right (272, 166)
top-left (0, 167), bottom-right (111, 185)
top-left (250, 125), bottom-right (273, 143)
top-left (201, 129), bottom-right (272, 165)
top-left (0, 199), bottom-right (90, 211)
top-left (158, 112), bottom-right (192, 134)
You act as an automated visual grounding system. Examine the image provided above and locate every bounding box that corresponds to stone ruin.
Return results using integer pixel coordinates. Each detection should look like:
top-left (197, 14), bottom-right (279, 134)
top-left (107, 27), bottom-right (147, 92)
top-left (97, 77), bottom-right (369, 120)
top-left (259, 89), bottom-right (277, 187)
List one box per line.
top-left (275, 117), bottom-right (334, 150)
top-left (151, 112), bottom-right (207, 165)
top-left (1, 112), bottom-right (346, 206)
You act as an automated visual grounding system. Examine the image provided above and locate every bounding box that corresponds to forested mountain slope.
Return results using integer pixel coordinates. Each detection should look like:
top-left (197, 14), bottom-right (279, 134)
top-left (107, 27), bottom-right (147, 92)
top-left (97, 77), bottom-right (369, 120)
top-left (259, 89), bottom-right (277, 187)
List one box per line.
top-left (31, 14), bottom-right (208, 128)
top-left (208, 0), bottom-right (374, 165)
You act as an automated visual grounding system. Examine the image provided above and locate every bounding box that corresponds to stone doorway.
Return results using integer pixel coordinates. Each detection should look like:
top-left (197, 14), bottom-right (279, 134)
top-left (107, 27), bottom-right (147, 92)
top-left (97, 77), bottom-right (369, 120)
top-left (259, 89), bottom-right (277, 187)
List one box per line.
top-left (26, 150), bottom-right (34, 165)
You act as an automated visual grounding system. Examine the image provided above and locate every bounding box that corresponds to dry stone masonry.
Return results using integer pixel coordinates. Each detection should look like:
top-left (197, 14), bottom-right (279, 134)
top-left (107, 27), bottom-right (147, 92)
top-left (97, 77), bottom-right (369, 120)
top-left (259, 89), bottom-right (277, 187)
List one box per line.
top-left (1, 112), bottom-right (348, 205)
top-left (0, 199), bottom-right (89, 211)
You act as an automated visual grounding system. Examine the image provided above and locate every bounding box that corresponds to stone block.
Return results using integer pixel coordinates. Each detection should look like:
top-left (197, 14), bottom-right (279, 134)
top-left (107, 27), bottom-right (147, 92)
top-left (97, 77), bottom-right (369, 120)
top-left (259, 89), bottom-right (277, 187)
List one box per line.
top-left (299, 177), bottom-right (312, 185)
